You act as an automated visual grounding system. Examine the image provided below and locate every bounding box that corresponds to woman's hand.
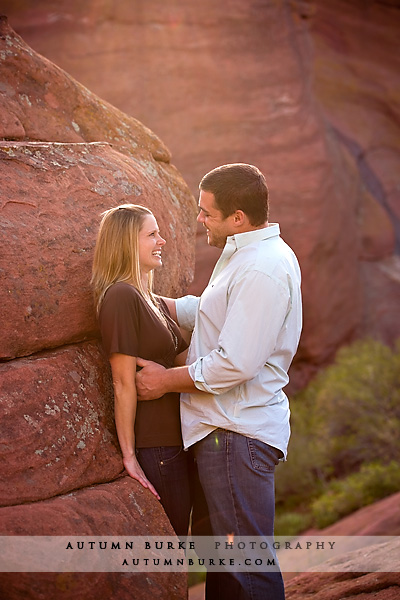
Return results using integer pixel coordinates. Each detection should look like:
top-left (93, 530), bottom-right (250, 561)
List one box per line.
top-left (123, 455), bottom-right (160, 500)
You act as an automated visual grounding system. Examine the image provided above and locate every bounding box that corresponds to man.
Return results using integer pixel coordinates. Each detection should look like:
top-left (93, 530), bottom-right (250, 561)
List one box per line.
top-left (137, 163), bottom-right (302, 599)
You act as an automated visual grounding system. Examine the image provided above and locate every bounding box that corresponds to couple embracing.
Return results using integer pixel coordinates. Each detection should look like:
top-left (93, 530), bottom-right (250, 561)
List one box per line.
top-left (91, 163), bottom-right (302, 600)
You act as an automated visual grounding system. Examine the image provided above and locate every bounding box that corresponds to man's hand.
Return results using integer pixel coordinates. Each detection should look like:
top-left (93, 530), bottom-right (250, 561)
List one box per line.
top-left (136, 358), bottom-right (167, 400)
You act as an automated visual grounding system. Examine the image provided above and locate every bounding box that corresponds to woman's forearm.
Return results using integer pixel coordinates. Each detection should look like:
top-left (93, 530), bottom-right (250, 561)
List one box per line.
top-left (108, 354), bottom-right (160, 499)
top-left (109, 353), bottom-right (138, 458)
top-left (113, 381), bottom-right (137, 459)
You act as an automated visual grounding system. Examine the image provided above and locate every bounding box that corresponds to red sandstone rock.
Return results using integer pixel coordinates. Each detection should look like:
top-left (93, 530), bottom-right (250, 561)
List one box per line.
top-left (0, 341), bottom-right (123, 506)
top-left (0, 140), bottom-right (196, 360)
top-left (190, 494), bottom-right (400, 600)
top-left (0, 17), bottom-right (189, 600)
top-left (305, 492), bottom-right (400, 537)
top-left (283, 493), bottom-right (400, 599)
top-left (0, 477), bottom-right (187, 599)
top-left (3, 3), bottom-right (399, 379)
top-left (0, 15), bottom-right (169, 163)
top-left (0, 572), bottom-right (187, 600)
top-left (285, 572), bottom-right (400, 600)
top-left (0, 476), bottom-right (175, 536)
top-left (0, 15), bottom-right (197, 361)
top-left (359, 191), bottom-right (395, 261)
top-left (310, 0), bottom-right (400, 352)
top-left (0, 9), bottom-right (398, 595)
top-left (360, 258), bottom-right (400, 345)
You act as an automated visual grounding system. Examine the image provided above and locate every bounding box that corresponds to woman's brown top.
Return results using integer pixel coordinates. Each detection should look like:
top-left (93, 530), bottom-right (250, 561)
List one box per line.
top-left (99, 282), bottom-right (187, 448)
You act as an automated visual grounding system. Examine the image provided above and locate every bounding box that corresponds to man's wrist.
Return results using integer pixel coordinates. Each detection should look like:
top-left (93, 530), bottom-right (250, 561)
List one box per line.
top-left (163, 366), bottom-right (181, 394)
top-left (164, 365), bottom-right (196, 394)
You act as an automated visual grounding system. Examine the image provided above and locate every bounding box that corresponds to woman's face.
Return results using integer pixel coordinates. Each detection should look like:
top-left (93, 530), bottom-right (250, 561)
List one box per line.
top-left (138, 214), bottom-right (166, 273)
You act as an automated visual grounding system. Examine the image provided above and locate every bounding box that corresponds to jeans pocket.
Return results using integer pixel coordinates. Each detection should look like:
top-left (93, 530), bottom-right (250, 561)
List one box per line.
top-left (247, 438), bottom-right (280, 472)
top-left (159, 445), bottom-right (184, 466)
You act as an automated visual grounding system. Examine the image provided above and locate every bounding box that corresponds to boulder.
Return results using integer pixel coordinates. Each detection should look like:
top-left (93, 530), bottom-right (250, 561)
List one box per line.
top-left (0, 15), bottom-right (197, 360)
top-left (0, 15), bottom-right (169, 162)
top-left (0, 571), bottom-right (186, 600)
top-left (0, 140), bottom-right (196, 360)
top-left (0, 341), bottom-right (122, 506)
top-left (0, 475), bottom-right (174, 536)
top-left (0, 476), bottom-right (187, 599)
top-left (284, 492), bottom-right (400, 599)
top-left (0, 16), bottom-right (195, 599)
top-left (286, 572), bottom-right (400, 600)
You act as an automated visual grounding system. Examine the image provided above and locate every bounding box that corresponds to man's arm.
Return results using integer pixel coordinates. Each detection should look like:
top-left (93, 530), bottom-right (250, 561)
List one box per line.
top-left (136, 358), bottom-right (197, 399)
top-left (191, 271), bottom-right (291, 395)
top-left (175, 295), bottom-right (199, 332)
top-left (159, 296), bottom-right (177, 322)
top-left (159, 295), bottom-right (199, 330)
top-left (137, 272), bottom-right (293, 400)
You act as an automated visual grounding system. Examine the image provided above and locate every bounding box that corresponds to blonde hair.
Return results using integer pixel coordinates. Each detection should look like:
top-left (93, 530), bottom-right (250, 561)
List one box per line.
top-left (91, 204), bottom-right (161, 317)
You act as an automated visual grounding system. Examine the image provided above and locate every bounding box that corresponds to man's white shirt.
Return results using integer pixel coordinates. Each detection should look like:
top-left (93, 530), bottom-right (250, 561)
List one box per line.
top-left (176, 224), bottom-right (302, 458)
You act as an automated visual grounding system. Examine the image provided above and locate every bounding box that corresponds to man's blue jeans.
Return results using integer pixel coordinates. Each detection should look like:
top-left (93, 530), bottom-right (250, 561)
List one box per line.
top-left (194, 429), bottom-right (285, 600)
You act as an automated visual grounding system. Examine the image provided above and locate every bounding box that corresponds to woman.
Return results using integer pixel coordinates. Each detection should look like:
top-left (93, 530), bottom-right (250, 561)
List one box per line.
top-left (91, 204), bottom-right (191, 537)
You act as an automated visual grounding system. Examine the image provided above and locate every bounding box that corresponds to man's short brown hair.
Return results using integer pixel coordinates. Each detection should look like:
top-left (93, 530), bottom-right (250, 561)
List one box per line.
top-left (199, 163), bottom-right (269, 226)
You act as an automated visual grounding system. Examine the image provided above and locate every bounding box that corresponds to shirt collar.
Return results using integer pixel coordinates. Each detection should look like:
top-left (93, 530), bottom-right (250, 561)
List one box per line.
top-left (226, 223), bottom-right (280, 251)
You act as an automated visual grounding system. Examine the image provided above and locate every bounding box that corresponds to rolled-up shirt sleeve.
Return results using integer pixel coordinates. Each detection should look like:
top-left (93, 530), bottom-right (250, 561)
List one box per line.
top-left (188, 270), bottom-right (291, 395)
top-left (175, 295), bottom-right (200, 331)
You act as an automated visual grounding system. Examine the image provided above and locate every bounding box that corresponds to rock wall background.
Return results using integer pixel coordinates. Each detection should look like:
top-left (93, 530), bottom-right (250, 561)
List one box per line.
top-left (1, 2), bottom-right (400, 597)
top-left (2, 0), bottom-right (400, 386)
top-left (0, 16), bottom-right (195, 599)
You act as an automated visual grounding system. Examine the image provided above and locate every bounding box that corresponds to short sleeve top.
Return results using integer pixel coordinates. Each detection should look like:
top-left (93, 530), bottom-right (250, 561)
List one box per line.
top-left (99, 282), bottom-right (187, 447)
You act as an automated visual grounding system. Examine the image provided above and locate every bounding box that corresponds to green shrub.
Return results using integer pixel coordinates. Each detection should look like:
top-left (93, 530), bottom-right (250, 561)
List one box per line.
top-left (275, 338), bottom-right (400, 523)
top-left (188, 570), bottom-right (206, 588)
top-left (310, 339), bottom-right (400, 476)
top-left (274, 511), bottom-right (313, 537)
top-left (311, 461), bottom-right (400, 528)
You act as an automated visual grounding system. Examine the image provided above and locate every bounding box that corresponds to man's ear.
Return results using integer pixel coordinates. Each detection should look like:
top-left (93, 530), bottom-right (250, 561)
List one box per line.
top-left (232, 210), bottom-right (246, 227)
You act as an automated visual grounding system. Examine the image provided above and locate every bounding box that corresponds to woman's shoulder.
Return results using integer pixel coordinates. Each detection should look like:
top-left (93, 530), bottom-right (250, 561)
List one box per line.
top-left (102, 282), bottom-right (142, 311)
top-left (106, 281), bottom-right (139, 297)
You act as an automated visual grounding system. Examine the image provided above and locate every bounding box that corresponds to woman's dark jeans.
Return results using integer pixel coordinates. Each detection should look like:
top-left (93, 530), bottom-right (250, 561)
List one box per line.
top-left (136, 445), bottom-right (192, 538)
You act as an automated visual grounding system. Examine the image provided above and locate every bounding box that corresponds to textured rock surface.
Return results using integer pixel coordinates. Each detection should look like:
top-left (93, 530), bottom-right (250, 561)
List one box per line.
top-left (0, 476), bottom-right (174, 536)
top-left (283, 492), bottom-right (400, 599)
top-left (311, 0), bottom-right (400, 248)
top-left (285, 572), bottom-right (400, 600)
top-left (0, 17), bottom-right (197, 361)
top-left (0, 140), bottom-right (195, 360)
top-left (3, 1), bottom-right (399, 382)
top-left (0, 17), bottom-right (194, 599)
top-left (0, 341), bottom-right (121, 506)
top-left (0, 477), bottom-right (187, 599)
top-left (0, 14), bottom-right (169, 162)
top-left (0, 571), bottom-right (186, 600)
top-left (0, 7), bottom-right (398, 597)
top-left (190, 493), bottom-right (400, 600)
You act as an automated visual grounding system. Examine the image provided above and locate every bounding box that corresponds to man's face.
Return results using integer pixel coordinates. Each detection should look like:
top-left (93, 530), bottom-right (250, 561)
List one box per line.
top-left (197, 190), bottom-right (233, 249)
